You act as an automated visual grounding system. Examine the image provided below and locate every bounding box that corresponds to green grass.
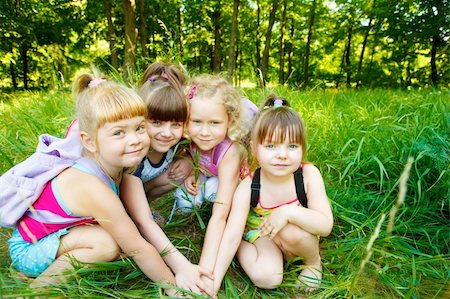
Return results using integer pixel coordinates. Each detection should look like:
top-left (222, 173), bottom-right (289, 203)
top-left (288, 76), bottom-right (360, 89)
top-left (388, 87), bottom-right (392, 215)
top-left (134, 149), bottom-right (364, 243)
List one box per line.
top-left (1, 87), bottom-right (449, 298)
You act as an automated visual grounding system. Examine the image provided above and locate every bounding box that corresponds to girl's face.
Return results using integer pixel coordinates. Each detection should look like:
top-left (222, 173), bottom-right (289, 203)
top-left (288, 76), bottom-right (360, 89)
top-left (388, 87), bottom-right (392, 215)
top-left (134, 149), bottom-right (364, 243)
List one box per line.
top-left (256, 129), bottom-right (303, 178)
top-left (188, 96), bottom-right (230, 153)
top-left (146, 119), bottom-right (184, 154)
top-left (95, 116), bottom-right (150, 175)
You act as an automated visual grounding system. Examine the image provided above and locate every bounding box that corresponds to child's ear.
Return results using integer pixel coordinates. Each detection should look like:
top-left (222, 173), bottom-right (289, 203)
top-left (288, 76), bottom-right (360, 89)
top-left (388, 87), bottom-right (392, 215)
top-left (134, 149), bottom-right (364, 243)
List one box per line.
top-left (80, 131), bottom-right (97, 153)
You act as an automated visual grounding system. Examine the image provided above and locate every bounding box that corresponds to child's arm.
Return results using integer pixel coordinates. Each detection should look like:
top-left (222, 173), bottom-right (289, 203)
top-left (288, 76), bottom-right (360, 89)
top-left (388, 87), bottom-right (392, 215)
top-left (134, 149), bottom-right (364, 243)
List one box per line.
top-left (260, 164), bottom-right (333, 238)
top-left (199, 143), bottom-right (242, 273)
top-left (120, 174), bottom-right (214, 297)
top-left (60, 170), bottom-right (177, 294)
top-left (212, 177), bottom-right (251, 293)
top-left (167, 157), bottom-right (192, 183)
top-left (144, 158), bottom-right (192, 198)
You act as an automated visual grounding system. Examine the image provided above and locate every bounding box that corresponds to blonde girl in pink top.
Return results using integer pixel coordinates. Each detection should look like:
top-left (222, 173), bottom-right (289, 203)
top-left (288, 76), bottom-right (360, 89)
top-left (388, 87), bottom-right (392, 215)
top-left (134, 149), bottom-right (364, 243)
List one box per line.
top-left (172, 74), bottom-right (251, 292)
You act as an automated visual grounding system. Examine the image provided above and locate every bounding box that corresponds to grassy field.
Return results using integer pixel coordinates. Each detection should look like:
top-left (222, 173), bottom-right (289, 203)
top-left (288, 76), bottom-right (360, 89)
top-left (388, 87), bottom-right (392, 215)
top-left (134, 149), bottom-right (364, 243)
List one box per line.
top-left (0, 87), bottom-right (448, 298)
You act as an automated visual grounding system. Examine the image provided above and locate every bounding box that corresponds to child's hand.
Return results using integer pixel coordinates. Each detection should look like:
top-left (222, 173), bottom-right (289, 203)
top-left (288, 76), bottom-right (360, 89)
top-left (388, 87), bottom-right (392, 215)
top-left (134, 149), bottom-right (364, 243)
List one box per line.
top-left (168, 159), bottom-right (192, 183)
top-left (200, 273), bottom-right (216, 298)
top-left (259, 206), bottom-right (290, 239)
top-left (184, 175), bottom-right (198, 195)
top-left (175, 264), bottom-right (215, 298)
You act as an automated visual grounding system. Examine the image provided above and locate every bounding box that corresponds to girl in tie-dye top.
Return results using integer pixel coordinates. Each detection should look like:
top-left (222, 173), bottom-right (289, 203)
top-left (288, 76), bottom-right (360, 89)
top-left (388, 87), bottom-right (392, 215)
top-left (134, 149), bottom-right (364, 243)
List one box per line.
top-left (211, 94), bottom-right (334, 295)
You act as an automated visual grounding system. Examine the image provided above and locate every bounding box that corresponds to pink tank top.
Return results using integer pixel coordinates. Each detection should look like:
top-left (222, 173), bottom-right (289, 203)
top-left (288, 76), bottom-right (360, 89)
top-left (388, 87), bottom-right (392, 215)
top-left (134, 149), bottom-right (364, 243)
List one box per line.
top-left (194, 138), bottom-right (233, 177)
top-left (17, 178), bottom-right (94, 243)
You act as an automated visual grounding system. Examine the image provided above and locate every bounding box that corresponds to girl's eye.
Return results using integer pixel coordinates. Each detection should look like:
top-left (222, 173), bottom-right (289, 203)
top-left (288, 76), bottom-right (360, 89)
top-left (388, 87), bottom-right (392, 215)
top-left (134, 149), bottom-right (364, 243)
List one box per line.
top-left (265, 144), bottom-right (275, 149)
top-left (114, 130), bottom-right (125, 136)
top-left (191, 119), bottom-right (201, 124)
top-left (137, 125), bottom-right (146, 133)
top-left (289, 144), bottom-right (299, 150)
top-left (172, 122), bottom-right (182, 128)
top-left (152, 120), bottom-right (161, 126)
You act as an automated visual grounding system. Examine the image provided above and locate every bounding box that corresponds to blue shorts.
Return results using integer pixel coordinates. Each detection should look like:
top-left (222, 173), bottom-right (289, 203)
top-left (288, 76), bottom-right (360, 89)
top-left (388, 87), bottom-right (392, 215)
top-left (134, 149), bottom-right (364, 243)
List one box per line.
top-left (8, 227), bottom-right (69, 277)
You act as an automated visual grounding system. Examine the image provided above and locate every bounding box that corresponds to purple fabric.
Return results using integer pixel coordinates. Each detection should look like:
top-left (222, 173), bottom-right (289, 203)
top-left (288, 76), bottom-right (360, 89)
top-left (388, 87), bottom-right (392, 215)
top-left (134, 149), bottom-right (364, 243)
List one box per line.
top-left (0, 120), bottom-right (85, 227)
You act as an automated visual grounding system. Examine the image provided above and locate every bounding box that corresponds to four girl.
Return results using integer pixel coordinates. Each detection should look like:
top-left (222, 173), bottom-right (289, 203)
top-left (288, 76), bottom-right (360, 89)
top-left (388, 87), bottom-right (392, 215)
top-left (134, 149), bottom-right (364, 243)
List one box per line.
top-left (4, 63), bottom-right (333, 296)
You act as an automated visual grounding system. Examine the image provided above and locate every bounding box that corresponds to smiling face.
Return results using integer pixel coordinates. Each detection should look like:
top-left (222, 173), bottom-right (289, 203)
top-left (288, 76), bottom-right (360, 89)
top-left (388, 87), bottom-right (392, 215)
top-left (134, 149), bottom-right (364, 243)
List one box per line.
top-left (187, 95), bottom-right (230, 153)
top-left (146, 119), bottom-right (184, 154)
top-left (93, 116), bottom-right (150, 177)
top-left (256, 129), bottom-right (303, 178)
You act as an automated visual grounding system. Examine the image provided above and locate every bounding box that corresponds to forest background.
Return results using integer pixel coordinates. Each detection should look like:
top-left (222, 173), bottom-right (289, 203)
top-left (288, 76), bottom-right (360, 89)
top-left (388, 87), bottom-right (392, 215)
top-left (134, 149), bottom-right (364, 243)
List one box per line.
top-left (0, 1), bottom-right (449, 298)
top-left (0, 0), bottom-right (448, 89)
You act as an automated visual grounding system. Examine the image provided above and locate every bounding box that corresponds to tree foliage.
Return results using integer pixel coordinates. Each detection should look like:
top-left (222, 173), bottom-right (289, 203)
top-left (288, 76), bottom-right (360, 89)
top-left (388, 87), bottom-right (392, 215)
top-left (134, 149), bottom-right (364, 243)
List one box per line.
top-left (0, 0), bottom-right (448, 90)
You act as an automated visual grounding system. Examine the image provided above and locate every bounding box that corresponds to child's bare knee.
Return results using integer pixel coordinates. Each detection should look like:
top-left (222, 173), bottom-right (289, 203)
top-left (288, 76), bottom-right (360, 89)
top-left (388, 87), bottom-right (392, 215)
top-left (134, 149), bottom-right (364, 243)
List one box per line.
top-left (93, 231), bottom-right (121, 261)
top-left (278, 225), bottom-right (316, 247)
top-left (250, 271), bottom-right (283, 289)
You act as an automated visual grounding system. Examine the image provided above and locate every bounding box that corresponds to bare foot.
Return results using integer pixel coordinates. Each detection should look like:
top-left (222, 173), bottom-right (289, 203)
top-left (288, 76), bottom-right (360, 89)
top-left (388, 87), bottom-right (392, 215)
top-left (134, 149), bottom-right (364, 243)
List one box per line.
top-left (297, 264), bottom-right (322, 293)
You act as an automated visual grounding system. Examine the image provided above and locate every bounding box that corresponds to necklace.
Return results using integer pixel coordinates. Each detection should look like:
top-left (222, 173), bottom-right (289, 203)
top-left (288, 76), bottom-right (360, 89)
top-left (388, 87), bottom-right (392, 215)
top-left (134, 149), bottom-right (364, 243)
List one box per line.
top-left (96, 159), bottom-right (123, 187)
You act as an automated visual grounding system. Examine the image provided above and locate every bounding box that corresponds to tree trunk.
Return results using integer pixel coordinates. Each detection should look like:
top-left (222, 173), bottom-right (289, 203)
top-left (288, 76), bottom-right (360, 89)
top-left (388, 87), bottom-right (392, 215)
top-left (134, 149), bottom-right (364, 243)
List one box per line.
top-left (10, 59), bottom-right (18, 90)
top-left (102, 0), bottom-right (119, 70)
top-left (122, 0), bottom-right (137, 81)
top-left (356, 18), bottom-right (372, 88)
top-left (287, 19), bottom-right (294, 82)
top-left (345, 25), bottom-right (353, 87)
top-left (212, 7), bottom-right (222, 73)
top-left (303, 0), bottom-right (316, 86)
top-left (278, 0), bottom-right (287, 84)
top-left (137, 0), bottom-right (148, 58)
top-left (261, 1), bottom-right (279, 84)
top-left (227, 0), bottom-right (240, 82)
top-left (20, 43), bottom-right (28, 90)
top-left (177, 5), bottom-right (183, 57)
top-left (431, 35), bottom-right (439, 86)
top-left (255, 0), bottom-right (261, 72)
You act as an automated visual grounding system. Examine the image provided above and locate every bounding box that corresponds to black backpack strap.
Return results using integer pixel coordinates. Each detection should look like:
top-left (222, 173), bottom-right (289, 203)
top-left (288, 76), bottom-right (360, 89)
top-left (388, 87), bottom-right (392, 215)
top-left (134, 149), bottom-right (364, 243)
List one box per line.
top-left (294, 167), bottom-right (308, 208)
top-left (250, 168), bottom-right (261, 208)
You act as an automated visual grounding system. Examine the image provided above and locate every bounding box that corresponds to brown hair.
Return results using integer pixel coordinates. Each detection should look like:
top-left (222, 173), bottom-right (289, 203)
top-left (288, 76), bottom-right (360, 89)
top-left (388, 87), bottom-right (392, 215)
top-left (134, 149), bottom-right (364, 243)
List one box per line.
top-left (251, 94), bottom-right (307, 161)
top-left (139, 81), bottom-right (188, 123)
top-left (138, 61), bottom-right (187, 89)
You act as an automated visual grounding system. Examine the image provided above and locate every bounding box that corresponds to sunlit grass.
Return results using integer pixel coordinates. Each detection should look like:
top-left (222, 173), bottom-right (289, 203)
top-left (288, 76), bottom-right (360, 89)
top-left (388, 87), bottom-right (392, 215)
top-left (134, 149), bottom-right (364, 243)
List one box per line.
top-left (0, 87), bottom-right (448, 298)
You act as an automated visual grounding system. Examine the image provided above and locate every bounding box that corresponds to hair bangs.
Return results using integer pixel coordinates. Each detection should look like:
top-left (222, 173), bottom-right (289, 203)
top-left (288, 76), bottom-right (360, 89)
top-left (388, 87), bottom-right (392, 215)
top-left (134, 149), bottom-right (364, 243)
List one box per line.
top-left (253, 107), bottom-right (307, 156)
top-left (143, 83), bottom-right (188, 123)
top-left (96, 88), bottom-right (147, 126)
top-left (148, 93), bottom-right (188, 123)
top-left (261, 114), bottom-right (302, 144)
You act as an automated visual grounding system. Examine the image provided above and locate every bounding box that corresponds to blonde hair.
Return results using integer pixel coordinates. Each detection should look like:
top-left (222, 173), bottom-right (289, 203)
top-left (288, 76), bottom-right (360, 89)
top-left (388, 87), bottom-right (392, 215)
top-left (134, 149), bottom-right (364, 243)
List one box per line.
top-left (251, 94), bottom-right (307, 161)
top-left (73, 72), bottom-right (147, 143)
top-left (188, 74), bottom-right (246, 142)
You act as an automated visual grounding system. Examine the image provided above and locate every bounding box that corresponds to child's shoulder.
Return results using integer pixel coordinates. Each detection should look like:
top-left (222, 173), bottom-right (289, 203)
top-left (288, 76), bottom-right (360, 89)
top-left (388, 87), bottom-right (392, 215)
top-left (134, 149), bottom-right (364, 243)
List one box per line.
top-left (57, 167), bottom-right (112, 194)
top-left (223, 141), bottom-right (245, 159)
top-left (301, 163), bottom-right (325, 185)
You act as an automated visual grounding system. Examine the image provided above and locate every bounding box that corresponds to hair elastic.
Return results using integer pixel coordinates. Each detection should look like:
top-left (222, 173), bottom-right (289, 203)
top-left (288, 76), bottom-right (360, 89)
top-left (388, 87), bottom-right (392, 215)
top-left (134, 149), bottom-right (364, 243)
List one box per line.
top-left (147, 76), bottom-right (157, 82)
top-left (273, 99), bottom-right (284, 107)
top-left (188, 84), bottom-right (197, 100)
top-left (88, 78), bottom-right (106, 88)
top-left (263, 98), bottom-right (285, 110)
